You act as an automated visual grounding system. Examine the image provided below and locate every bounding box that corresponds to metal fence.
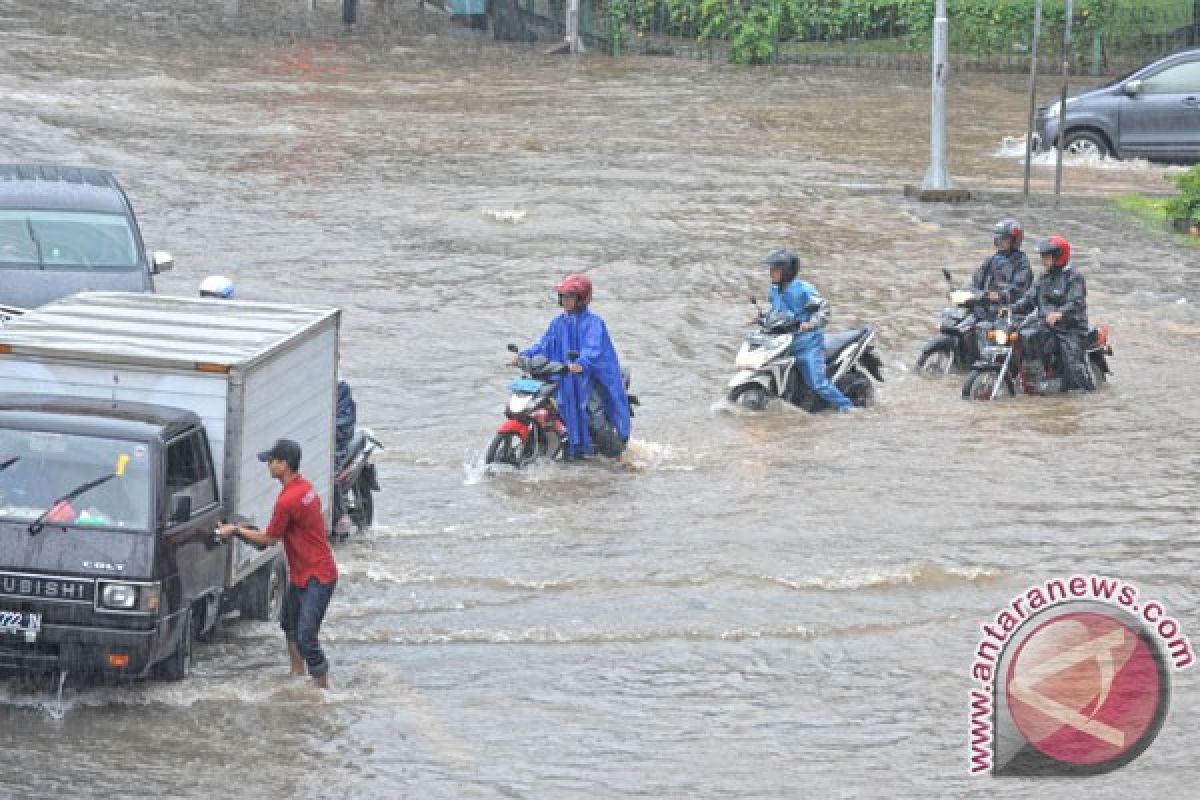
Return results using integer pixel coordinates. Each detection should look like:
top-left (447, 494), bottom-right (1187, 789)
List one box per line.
top-left (512, 0), bottom-right (1197, 73)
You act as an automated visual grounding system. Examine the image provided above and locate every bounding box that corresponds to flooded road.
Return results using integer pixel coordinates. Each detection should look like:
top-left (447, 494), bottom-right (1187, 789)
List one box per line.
top-left (1, 1), bottom-right (1199, 797)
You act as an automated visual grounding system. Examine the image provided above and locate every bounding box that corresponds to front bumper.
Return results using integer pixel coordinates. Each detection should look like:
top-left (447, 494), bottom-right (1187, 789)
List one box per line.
top-left (1034, 109), bottom-right (1059, 151)
top-left (0, 622), bottom-right (159, 677)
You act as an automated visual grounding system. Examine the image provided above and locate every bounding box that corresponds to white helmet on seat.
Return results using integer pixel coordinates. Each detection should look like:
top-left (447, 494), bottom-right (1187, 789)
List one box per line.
top-left (199, 275), bottom-right (235, 299)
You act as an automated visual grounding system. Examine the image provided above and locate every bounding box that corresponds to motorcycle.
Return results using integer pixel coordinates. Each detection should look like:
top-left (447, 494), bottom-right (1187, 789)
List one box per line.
top-left (916, 269), bottom-right (996, 376)
top-left (486, 344), bottom-right (638, 467)
top-left (961, 310), bottom-right (1114, 401)
top-left (727, 299), bottom-right (884, 412)
top-left (331, 428), bottom-right (383, 542)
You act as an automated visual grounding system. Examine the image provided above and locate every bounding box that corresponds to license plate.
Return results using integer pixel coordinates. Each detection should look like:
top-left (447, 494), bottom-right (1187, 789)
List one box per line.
top-left (0, 610), bottom-right (41, 642)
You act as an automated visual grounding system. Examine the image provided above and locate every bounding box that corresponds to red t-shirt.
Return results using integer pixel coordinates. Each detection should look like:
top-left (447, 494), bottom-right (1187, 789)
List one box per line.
top-left (264, 475), bottom-right (337, 587)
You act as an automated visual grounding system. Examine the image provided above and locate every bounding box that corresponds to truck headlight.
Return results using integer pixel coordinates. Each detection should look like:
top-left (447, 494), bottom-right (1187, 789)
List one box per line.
top-left (101, 583), bottom-right (137, 609)
top-left (98, 582), bottom-right (161, 612)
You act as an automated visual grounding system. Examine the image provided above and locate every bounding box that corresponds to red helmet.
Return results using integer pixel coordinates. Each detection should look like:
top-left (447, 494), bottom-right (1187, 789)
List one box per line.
top-left (554, 273), bottom-right (593, 307)
top-left (1036, 235), bottom-right (1071, 269)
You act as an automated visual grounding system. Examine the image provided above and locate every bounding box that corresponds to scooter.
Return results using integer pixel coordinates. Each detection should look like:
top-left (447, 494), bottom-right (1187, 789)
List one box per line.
top-left (727, 298), bottom-right (884, 412)
top-left (332, 428), bottom-right (382, 541)
top-left (486, 345), bottom-right (574, 467)
top-left (487, 344), bottom-right (638, 467)
top-left (916, 269), bottom-right (993, 376)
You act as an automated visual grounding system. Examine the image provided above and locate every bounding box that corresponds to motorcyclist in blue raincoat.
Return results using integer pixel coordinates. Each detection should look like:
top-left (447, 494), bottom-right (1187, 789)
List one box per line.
top-left (518, 273), bottom-right (632, 460)
top-left (760, 249), bottom-right (852, 412)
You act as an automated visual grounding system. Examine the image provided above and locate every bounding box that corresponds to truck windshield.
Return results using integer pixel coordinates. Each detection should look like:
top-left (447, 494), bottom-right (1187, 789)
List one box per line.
top-left (0, 210), bottom-right (139, 270)
top-left (0, 429), bottom-right (151, 532)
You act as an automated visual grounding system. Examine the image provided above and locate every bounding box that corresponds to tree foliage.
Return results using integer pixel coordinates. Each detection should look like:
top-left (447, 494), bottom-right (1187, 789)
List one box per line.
top-left (601, 0), bottom-right (1189, 65)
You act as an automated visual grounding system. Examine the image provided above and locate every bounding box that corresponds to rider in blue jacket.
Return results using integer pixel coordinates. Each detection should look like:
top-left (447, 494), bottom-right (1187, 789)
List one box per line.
top-left (762, 249), bottom-right (852, 412)
top-left (520, 273), bottom-right (632, 460)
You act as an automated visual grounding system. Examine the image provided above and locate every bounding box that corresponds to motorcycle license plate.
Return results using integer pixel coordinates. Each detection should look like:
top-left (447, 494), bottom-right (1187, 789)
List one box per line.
top-left (0, 610), bottom-right (41, 642)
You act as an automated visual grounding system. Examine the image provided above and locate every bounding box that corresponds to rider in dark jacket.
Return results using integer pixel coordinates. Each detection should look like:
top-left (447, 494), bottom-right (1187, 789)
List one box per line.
top-left (968, 219), bottom-right (1033, 313)
top-left (1012, 235), bottom-right (1095, 392)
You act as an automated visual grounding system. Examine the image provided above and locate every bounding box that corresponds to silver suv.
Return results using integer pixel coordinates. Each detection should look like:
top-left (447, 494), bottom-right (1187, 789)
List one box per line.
top-left (1035, 48), bottom-right (1200, 162)
top-left (0, 164), bottom-right (173, 309)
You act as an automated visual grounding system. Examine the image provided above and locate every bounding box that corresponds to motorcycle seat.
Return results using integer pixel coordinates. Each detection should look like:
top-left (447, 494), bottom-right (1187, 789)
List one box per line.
top-left (824, 328), bottom-right (868, 359)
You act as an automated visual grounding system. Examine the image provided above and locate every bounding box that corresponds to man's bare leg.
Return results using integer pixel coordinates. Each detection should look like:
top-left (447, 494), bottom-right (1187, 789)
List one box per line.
top-left (314, 673), bottom-right (329, 689)
top-left (287, 640), bottom-right (306, 677)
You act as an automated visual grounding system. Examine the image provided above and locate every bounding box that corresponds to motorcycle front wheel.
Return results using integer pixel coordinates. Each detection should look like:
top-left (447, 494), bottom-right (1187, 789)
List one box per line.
top-left (729, 384), bottom-right (769, 411)
top-left (962, 369), bottom-right (1015, 401)
top-left (916, 334), bottom-right (958, 376)
top-left (349, 479), bottom-right (374, 534)
top-left (486, 430), bottom-right (533, 467)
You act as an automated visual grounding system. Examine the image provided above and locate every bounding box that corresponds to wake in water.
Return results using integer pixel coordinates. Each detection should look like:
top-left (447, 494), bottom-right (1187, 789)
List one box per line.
top-left (993, 134), bottom-right (1187, 173)
top-left (462, 437), bottom-right (677, 483)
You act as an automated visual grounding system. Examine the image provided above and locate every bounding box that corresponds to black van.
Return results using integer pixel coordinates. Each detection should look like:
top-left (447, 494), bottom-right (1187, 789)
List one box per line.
top-left (0, 164), bottom-right (173, 309)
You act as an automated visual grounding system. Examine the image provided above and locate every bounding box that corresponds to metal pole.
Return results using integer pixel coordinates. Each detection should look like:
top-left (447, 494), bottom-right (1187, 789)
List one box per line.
top-left (1054, 0), bottom-right (1073, 206)
top-left (1023, 0), bottom-right (1043, 200)
top-left (564, 0), bottom-right (582, 53)
top-left (922, 0), bottom-right (951, 190)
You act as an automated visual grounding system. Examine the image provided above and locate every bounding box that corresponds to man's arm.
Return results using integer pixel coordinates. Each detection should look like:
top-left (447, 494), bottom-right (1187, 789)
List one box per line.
top-left (218, 522), bottom-right (276, 549)
top-left (967, 257), bottom-right (991, 292)
top-left (999, 253), bottom-right (1033, 304)
top-left (804, 285), bottom-right (831, 329)
top-left (521, 317), bottom-right (558, 359)
top-left (1054, 272), bottom-right (1087, 326)
top-left (1011, 280), bottom-right (1038, 315)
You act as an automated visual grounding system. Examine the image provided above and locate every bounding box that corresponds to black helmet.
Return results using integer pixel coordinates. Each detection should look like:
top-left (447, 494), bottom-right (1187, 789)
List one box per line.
top-left (991, 219), bottom-right (1024, 250)
top-left (762, 248), bottom-right (800, 285)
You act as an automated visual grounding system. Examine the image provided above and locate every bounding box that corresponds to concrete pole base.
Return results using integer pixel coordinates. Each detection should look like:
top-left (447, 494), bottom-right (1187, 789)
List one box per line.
top-left (903, 185), bottom-right (974, 202)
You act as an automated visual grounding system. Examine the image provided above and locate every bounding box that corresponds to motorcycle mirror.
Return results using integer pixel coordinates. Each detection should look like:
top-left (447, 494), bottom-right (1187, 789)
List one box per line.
top-left (567, 351), bottom-right (580, 361)
top-left (749, 296), bottom-right (760, 306)
top-left (941, 268), bottom-right (954, 286)
top-left (507, 343), bottom-right (519, 353)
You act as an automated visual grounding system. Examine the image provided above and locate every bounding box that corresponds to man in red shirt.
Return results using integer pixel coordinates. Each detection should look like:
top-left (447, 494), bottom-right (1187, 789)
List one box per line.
top-left (219, 439), bottom-right (338, 689)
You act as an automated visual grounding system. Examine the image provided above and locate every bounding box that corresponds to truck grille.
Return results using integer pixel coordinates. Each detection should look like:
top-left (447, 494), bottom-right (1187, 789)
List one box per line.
top-left (0, 572), bottom-right (94, 604)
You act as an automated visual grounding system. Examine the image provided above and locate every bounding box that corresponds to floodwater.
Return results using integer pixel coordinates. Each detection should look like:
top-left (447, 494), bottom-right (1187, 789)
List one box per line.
top-left (1, 1), bottom-right (1199, 797)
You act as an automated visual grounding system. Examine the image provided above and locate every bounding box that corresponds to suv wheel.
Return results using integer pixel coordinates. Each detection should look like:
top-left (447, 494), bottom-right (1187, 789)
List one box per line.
top-left (1064, 130), bottom-right (1111, 159)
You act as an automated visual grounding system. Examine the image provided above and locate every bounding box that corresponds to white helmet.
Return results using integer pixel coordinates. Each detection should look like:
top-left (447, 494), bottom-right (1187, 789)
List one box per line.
top-left (199, 275), bottom-right (235, 299)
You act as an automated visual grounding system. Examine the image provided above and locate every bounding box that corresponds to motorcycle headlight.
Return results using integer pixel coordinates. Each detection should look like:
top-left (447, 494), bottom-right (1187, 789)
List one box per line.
top-left (988, 329), bottom-right (1008, 345)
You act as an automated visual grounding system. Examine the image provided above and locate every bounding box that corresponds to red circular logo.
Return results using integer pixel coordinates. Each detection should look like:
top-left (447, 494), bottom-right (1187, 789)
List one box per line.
top-left (1005, 611), bottom-right (1164, 767)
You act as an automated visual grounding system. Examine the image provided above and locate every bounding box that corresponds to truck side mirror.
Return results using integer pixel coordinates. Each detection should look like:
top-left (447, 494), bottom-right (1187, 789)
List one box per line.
top-left (169, 492), bottom-right (192, 523)
top-left (151, 251), bottom-right (175, 274)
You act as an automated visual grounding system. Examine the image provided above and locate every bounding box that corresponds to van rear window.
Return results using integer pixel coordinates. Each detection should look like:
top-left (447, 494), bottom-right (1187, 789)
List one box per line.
top-left (0, 211), bottom-right (138, 270)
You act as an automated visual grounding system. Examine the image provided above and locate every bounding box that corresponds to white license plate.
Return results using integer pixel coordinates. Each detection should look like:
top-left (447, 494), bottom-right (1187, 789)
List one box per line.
top-left (0, 610), bottom-right (41, 641)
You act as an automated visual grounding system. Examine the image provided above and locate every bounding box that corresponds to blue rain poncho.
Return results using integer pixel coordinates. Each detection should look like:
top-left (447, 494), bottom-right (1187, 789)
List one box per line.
top-left (522, 308), bottom-right (630, 457)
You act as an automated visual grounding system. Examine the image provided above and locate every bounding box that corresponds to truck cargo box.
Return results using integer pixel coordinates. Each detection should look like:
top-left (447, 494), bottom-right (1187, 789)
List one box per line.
top-left (0, 291), bottom-right (340, 586)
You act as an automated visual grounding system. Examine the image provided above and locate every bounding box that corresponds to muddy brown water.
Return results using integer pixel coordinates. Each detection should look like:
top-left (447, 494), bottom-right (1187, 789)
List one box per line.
top-left (0, 2), bottom-right (1198, 797)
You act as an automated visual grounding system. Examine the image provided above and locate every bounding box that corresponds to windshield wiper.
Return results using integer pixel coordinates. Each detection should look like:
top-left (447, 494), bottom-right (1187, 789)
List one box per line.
top-left (27, 472), bottom-right (117, 536)
top-left (23, 216), bottom-right (43, 269)
top-left (0, 456), bottom-right (17, 473)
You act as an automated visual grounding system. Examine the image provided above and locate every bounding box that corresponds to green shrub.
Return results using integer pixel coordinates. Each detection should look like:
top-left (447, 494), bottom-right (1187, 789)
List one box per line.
top-left (1164, 165), bottom-right (1200, 224)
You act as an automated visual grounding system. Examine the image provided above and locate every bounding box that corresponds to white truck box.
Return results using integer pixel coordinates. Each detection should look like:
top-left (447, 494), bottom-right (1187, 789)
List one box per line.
top-left (0, 291), bottom-right (340, 585)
